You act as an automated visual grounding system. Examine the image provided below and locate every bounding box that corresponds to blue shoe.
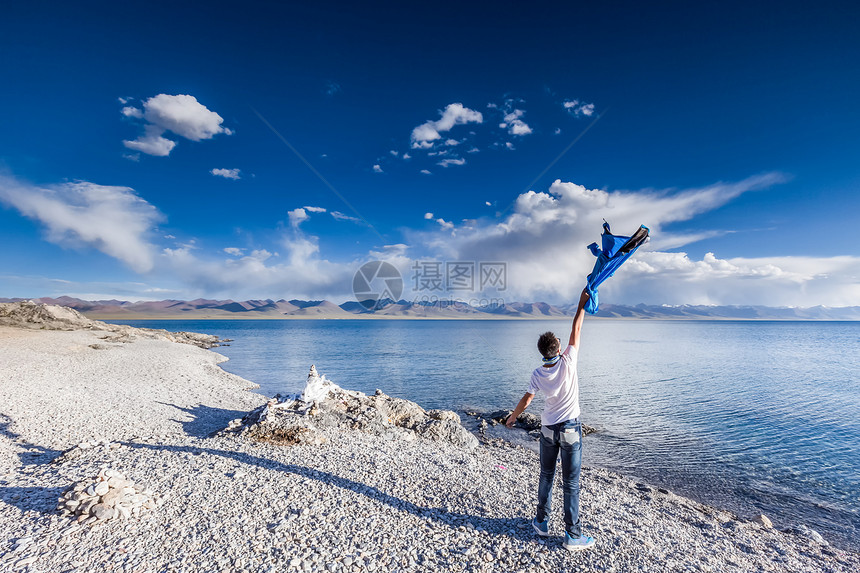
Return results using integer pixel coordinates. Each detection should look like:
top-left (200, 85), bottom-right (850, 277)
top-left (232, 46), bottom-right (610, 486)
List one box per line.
top-left (531, 517), bottom-right (549, 537)
top-left (563, 532), bottom-right (596, 551)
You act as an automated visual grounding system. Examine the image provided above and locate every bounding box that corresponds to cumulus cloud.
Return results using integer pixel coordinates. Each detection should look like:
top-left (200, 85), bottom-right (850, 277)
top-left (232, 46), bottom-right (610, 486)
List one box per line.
top-left (563, 99), bottom-right (595, 117)
top-left (410, 173), bottom-right (797, 304)
top-left (162, 243), bottom-right (356, 301)
top-left (210, 168), bottom-right (241, 180)
top-left (304, 206), bottom-right (327, 213)
top-left (288, 207), bottom-right (309, 228)
top-left (0, 174), bottom-right (162, 272)
top-left (224, 247), bottom-right (244, 256)
top-left (436, 218), bottom-right (454, 231)
top-left (373, 164), bottom-right (383, 173)
top-left (420, 169), bottom-right (432, 175)
top-left (437, 158), bottom-right (466, 168)
top-left (411, 103), bottom-right (483, 149)
top-left (121, 106), bottom-right (143, 119)
top-left (123, 94), bottom-right (231, 157)
top-left (499, 109), bottom-right (532, 135)
top-left (424, 212), bottom-right (434, 219)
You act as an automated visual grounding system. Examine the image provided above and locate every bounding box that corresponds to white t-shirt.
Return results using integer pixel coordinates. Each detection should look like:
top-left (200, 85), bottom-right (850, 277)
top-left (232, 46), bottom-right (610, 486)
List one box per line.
top-left (527, 344), bottom-right (580, 426)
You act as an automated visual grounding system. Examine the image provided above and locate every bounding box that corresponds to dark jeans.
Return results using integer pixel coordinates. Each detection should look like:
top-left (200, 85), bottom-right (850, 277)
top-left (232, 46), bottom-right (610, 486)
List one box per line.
top-left (536, 419), bottom-right (582, 536)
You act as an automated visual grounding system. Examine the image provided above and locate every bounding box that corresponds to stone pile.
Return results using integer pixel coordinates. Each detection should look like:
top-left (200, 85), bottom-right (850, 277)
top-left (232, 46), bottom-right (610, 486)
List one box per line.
top-left (57, 468), bottom-right (156, 524)
top-left (227, 365), bottom-right (479, 450)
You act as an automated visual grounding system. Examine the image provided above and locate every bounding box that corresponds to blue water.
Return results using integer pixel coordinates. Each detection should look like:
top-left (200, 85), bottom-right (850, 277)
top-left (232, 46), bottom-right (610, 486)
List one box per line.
top-left (115, 319), bottom-right (860, 550)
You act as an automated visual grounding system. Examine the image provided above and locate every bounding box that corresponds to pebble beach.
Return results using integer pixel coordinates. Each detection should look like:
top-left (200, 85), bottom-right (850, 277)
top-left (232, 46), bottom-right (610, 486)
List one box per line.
top-left (1, 307), bottom-right (858, 573)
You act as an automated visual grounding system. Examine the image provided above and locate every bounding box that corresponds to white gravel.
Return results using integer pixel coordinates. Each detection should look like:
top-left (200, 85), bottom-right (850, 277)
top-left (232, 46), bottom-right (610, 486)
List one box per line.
top-left (1, 326), bottom-right (857, 573)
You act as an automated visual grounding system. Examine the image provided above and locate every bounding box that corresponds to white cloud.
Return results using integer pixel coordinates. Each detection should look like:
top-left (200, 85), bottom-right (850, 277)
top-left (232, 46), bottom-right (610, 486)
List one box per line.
top-left (373, 164), bottom-right (383, 173)
top-left (390, 150), bottom-right (399, 157)
top-left (505, 142), bottom-right (515, 150)
top-left (123, 125), bottom-right (177, 157)
top-left (563, 99), bottom-right (595, 117)
top-left (500, 109), bottom-right (532, 135)
top-left (411, 173), bottom-right (797, 304)
top-left (330, 211), bottom-right (362, 223)
top-left (162, 242), bottom-right (355, 301)
top-left (210, 168), bottom-right (241, 180)
top-left (420, 169), bottom-right (432, 175)
top-left (0, 174), bottom-right (162, 273)
top-left (485, 201), bottom-right (492, 206)
top-left (554, 127), bottom-right (562, 135)
top-left (402, 153), bottom-right (411, 160)
top-left (224, 247), bottom-right (244, 256)
top-left (437, 158), bottom-right (466, 168)
top-left (288, 207), bottom-right (309, 228)
top-left (466, 147), bottom-right (480, 154)
top-left (411, 103), bottom-right (483, 149)
top-left (304, 206), bottom-right (327, 213)
top-left (123, 94), bottom-right (231, 157)
top-left (445, 139), bottom-right (461, 146)
top-left (123, 153), bottom-right (141, 162)
top-left (121, 106), bottom-right (143, 119)
top-left (424, 212), bottom-right (434, 219)
top-left (436, 218), bottom-right (454, 231)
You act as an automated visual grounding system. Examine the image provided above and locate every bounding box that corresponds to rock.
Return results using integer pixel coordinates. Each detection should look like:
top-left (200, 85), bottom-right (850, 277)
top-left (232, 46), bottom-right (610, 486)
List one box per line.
top-left (427, 409), bottom-right (461, 423)
top-left (227, 365), bottom-right (479, 450)
top-left (755, 514), bottom-right (773, 528)
top-left (92, 504), bottom-right (114, 521)
top-left (785, 524), bottom-right (828, 546)
top-left (94, 481), bottom-right (110, 496)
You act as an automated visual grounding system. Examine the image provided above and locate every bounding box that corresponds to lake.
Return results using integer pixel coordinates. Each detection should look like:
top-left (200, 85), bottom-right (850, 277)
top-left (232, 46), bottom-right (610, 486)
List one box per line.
top-left (114, 318), bottom-right (860, 550)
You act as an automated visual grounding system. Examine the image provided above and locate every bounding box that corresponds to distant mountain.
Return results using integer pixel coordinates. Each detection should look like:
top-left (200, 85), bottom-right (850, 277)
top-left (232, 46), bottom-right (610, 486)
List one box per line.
top-left (2, 296), bottom-right (859, 320)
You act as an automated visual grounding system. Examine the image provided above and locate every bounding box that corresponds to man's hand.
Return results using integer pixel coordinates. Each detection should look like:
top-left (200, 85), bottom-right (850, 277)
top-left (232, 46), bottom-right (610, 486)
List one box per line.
top-left (506, 393), bottom-right (534, 428)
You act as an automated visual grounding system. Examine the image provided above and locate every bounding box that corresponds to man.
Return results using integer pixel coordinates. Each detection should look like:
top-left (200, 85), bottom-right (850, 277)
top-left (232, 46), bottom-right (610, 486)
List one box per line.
top-left (506, 288), bottom-right (596, 551)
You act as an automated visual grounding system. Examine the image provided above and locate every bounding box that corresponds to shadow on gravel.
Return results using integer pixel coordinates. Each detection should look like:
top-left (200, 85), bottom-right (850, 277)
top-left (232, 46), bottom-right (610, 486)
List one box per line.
top-left (0, 414), bottom-right (63, 466)
top-left (126, 442), bottom-right (539, 543)
top-left (155, 402), bottom-right (249, 438)
top-left (0, 485), bottom-right (66, 514)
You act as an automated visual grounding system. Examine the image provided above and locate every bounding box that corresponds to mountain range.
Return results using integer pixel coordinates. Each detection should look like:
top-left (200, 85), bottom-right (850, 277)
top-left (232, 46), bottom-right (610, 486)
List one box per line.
top-left (2, 296), bottom-right (860, 320)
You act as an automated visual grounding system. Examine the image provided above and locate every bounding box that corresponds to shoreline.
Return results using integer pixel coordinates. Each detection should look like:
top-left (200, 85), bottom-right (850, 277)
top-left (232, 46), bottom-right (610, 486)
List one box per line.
top-left (1, 322), bottom-right (857, 572)
top-left (91, 314), bottom-right (860, 322)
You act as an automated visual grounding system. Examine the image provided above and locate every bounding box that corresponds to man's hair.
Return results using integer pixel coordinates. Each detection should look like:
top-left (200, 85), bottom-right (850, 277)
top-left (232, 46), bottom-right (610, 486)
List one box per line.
top-left (537, 331), bottom-right (560, 359)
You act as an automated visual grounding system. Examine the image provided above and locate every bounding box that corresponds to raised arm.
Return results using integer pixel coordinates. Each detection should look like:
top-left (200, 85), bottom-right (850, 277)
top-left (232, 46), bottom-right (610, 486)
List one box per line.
top-left (568, 288), bottom-right (590, 349)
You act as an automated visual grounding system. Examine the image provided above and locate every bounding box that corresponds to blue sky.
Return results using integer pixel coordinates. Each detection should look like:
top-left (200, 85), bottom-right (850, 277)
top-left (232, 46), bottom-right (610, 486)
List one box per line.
top-left (1, 1), bottom-right (859, 306)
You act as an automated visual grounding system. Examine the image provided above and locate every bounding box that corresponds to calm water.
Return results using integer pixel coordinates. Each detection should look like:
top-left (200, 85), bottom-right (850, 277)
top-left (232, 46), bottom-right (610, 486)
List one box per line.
top-left (116, 319), bottom-right (860, 550)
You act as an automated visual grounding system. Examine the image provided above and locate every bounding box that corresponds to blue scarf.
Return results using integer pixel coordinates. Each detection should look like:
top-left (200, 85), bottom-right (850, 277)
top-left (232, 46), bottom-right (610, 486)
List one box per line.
top-left (541, 354), bottom-right (561, 366)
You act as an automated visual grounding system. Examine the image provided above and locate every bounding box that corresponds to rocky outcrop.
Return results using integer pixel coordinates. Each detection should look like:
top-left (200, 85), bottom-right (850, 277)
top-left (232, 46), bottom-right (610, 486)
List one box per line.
top-left (226, 366), bottom-right (479, 451)
top-left (0, 301), bottom-right (223, 348)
